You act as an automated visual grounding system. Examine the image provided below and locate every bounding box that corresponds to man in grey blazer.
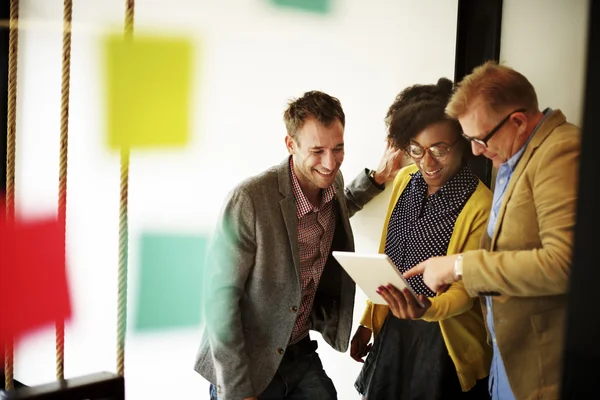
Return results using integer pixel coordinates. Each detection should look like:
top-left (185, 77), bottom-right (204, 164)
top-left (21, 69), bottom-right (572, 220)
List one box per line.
top-left (195, 90), bottom-right (403, 400)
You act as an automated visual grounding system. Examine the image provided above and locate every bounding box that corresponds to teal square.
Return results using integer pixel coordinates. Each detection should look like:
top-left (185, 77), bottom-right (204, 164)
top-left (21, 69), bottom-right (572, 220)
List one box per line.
top-left (134, 233), bottom-right (207, 331)
top-left (270, 0), bottom-right (331, 14)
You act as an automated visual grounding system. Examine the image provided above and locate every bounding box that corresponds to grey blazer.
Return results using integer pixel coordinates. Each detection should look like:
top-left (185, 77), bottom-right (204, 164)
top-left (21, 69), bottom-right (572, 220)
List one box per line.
top-left (194, 157), bottom-right (382, 399)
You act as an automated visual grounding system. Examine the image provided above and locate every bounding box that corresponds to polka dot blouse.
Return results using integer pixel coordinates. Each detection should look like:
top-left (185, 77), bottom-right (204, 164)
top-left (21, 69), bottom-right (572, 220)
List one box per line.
top-left (384, 165), bottom-right (479, 297)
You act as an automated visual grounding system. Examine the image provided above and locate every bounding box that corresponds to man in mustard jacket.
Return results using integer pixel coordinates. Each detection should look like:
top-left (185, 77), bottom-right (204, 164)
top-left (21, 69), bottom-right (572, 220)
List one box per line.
top-left (405, 61), bottom-right (580, 400)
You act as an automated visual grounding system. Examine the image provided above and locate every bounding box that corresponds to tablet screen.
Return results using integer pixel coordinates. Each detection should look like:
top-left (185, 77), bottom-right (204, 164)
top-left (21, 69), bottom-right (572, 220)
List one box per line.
top-left (332, 251), bottom-right (425, 307)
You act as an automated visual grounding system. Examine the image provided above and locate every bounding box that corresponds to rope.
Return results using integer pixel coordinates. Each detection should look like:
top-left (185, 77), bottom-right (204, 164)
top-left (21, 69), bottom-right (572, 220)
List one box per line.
top-left (4, 0), bottom-right (19, 391)
top-left (116, 0), bottom-right (134, 377)
top-left (56, 0), bottom-right (73, 382)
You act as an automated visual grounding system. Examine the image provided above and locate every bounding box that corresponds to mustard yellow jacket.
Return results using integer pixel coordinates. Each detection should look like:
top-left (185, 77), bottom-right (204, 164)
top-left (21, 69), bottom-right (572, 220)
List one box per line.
top-left (359, 164), bottom-right (493, 391)
top-left (462, 110), bottom-right (579, 400)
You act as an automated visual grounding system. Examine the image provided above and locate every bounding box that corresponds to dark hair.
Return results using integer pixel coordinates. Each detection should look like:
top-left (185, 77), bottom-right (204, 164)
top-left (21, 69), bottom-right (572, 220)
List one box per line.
top-left (283, 90), bottom-right (345, 139)
top-left (386, 78), bottom-right (463, 152)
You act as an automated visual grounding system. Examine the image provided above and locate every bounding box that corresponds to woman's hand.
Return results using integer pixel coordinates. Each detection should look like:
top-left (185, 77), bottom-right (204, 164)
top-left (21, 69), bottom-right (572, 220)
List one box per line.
top-left (350, 325), bottom-right (373, 363)
top-left (377, 284), bottom-right (432, 319)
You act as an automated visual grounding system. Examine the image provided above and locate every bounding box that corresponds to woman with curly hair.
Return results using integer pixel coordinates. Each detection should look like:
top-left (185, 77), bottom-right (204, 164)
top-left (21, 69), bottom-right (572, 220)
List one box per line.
top-left (351, 78), bottom-right (492, 400)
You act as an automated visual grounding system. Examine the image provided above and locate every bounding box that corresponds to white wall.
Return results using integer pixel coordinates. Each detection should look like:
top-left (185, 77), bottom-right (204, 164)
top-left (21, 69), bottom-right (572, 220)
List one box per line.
top-left (13, 1), bottom-right (458, 399)
top-left (500, 0), bottom-right (589, 126)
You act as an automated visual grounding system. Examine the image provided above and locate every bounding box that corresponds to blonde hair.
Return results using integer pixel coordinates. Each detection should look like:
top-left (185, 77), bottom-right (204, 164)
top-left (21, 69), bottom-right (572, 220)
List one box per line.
top-left (446, 61), bottom-right (539, 121)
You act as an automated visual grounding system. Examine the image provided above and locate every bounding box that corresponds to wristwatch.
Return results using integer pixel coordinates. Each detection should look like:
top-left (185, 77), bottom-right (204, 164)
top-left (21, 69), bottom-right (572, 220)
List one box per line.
top-left (454, 254), bottom-right (463, 280)
top-left (367, 169), bottom-right (385, 189)
top-left (368, 169), bottom-right (377, 181)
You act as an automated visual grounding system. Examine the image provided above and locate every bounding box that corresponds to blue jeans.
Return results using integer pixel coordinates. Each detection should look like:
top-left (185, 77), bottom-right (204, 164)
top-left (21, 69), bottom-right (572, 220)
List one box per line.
top-left (210, 352), bottom-right (336, 400)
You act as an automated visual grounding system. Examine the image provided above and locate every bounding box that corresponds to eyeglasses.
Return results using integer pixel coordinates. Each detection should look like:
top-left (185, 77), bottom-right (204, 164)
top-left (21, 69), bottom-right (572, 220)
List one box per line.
top-left (405, 139), bottom-right (458, 160)
top-left (462, 108), bottom-right (526, 148)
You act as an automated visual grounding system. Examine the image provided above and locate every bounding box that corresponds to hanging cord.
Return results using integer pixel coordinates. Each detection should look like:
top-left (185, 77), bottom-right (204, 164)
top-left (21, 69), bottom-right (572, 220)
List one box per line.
top-left (4, 0), bottom-right (19, 391)
top-left (116, 0), bottom-right (134, 377)
top-left (56, 0), bottom-right (73, 382)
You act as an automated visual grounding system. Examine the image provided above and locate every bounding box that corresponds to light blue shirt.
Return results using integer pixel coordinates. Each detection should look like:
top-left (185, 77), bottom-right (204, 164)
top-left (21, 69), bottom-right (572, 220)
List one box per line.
top-left (485, 108), bottom-right (552, 400)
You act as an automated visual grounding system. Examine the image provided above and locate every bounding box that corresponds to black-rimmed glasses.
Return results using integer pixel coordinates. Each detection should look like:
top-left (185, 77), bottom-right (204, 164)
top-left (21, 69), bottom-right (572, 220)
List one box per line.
top-left (462, 108), bottom-right (526, 148)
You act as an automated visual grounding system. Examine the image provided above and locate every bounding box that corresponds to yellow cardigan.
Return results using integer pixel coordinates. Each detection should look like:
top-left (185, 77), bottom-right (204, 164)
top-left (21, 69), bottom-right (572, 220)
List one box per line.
top-left (359, 164), bottom-right (493, 392)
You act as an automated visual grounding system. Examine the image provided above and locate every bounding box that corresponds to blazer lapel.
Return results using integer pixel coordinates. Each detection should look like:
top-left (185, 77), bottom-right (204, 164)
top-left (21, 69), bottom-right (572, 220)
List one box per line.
top-left (333, 175), bottom-right (352, 240)
top-left (480, 230), bottom-right (492, 251)
top-left (278, 157), bottom-right (302, 285)
top-left (490, 110), bottom-right (567, 248)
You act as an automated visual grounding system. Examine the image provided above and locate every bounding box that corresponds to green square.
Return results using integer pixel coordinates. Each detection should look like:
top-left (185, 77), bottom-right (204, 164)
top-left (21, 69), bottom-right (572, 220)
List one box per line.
top-left (103, 33), bottom-right (194, 149)
top-left (269, 0), bottom-right (331, 14)
top-left (134, 233), bottom-right (207, 331)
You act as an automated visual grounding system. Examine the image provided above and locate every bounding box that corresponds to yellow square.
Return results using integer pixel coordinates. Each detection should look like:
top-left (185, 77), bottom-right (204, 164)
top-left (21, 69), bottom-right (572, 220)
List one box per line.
top-left (103, 33), bottom-right (193, 149)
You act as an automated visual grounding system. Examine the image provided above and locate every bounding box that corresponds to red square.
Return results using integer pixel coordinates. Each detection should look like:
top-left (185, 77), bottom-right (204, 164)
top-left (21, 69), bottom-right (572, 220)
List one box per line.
top-left (0, 204), bottom-right (72, 346)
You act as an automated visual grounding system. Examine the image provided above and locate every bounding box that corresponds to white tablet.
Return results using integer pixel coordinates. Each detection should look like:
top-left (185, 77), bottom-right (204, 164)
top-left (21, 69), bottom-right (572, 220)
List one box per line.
top-left (332, 251), bottom-right (425, 307)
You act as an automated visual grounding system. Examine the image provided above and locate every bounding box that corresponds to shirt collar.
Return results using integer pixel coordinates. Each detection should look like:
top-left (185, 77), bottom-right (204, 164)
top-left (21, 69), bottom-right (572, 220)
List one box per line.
top-left (504, 107), bottom-right (552, 172)
top-left (410, 164), bottom-right (476, 208)
top-left (289, 157), bottom-right (335, 218)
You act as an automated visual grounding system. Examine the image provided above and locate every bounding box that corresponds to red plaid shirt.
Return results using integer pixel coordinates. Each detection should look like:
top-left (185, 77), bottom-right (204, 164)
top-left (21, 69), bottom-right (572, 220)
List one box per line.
top-left (288, 157), bottom-right (336, 345)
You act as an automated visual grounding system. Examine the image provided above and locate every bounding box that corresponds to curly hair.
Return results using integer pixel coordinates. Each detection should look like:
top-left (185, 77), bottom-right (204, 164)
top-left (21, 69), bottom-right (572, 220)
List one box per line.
top-left (283, 90), bottom-right (345, 140)
top-left (386, 78), bottom-right (463, 151)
